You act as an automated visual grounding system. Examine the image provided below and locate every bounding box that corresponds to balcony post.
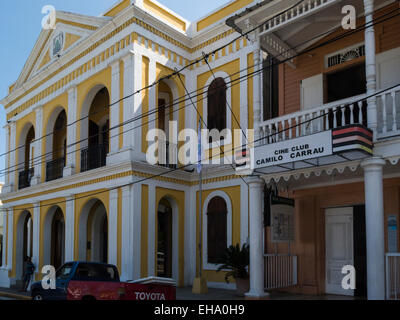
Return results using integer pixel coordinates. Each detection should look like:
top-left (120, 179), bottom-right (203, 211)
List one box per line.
top-left (110, 61), bottom-right (120, 155)
top-left (361, 157), bottom-right (386, 300)
top-left (3, 124), bottom-right (10, 192)
top-left (364, 0), bottom-right (378, 140)
top-left (64, 86), bottom-right (77, 177)
top-left (4, 122), bottom-right (16, 193)
top-left (253, 40), bottom-right (263, 146)
top-left (245, 176), bottom-right (268, 299)
top-left (31, 105), bottom-right (43, 186)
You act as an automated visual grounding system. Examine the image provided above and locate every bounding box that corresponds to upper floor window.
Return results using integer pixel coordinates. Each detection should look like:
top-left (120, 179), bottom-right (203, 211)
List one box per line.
top-left (207, 78), bottom-right (227, 132)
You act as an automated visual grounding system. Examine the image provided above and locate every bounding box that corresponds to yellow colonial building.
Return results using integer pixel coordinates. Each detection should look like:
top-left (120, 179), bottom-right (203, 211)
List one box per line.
top-left (1, 0), bottom-right (400, 300)
top-left (0, 0), bottom-right (257, 291)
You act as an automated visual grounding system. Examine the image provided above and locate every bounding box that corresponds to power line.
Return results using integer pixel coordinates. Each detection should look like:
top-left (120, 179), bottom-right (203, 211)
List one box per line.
top-left (2, 8), bottom-right (399, 177)
top-left (5, 81), bottom-right (399, 213)
top-left (2, 3), bottom-right (396, 160)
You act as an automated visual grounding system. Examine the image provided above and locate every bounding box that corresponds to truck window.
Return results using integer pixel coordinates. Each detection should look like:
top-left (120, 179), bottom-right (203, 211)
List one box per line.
top-left (74, 263), bottom-right (119, 282)
top-left (56, 263), bottom-right (74, 280)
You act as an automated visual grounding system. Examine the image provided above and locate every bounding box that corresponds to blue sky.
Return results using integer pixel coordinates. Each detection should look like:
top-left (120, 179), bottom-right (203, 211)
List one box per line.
top-left (0, 0), bottom-right (229, 183)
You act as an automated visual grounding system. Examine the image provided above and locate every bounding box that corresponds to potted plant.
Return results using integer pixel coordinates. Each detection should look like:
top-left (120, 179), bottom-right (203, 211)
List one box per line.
top-left (217, 243), bottom-right (250, 296)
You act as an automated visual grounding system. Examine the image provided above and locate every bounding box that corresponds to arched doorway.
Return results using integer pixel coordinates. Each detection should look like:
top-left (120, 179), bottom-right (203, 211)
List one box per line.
top-left (156, 197), bottom-right (178, 280)
top-left (78, 199), bottom-right (108, 263)
top-left (15, 210), bottom-right (33, 281)
top-left (81, 87), bottom-right (110, 172)
top-left (45, 108), bottom-right (67, 181)
top-left (43, 206), bottom-right (65, 270)
top-left (18, 124), bottom-right (35, 189)
top-left (157, 80), bottom-right (178, 167)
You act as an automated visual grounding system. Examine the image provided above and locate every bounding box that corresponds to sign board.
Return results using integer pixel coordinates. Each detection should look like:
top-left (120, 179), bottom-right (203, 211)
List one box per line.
top-left (270, 195), bottom-right (295, 243)
top-left (388, 215), bottom-right (398, 253)
top-left (254, 130), bottom-right (333, 169)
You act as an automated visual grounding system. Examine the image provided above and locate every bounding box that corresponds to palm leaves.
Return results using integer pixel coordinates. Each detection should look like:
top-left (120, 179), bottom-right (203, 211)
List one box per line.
top-left (216, 243), bottom-right (249, 283)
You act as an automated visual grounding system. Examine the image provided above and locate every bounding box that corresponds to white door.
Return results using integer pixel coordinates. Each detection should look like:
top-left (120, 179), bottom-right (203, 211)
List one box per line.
top-left (325, 207), bottom-right (354, 296)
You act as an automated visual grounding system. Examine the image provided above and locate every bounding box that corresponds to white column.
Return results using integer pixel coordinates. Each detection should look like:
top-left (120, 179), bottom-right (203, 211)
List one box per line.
top-left (32, 203), bottom-right (40, 273)
top-left (364, 0), bottom-right (378, 140)
top-left (64, 86), bottom-right (77, 177)
top-left (253, 44), bottom-right (262, 146)
top-left (6, 122), bottom-right (16, 193)
top-left (109, 189), bottom-right (118, 268)
top-left (122, 52), bottom-right (135, 150)
top-left (109, 61), bottom-right (120, 155)
top-left (133, 51), bottom-right (143, 155)
top-left (4, 124), bottom-right (10, 188)
top-left (31, 106), bottom-right (43, 186)
top-left (245, 176), bottom-right (268, 298)
top-left (121, 186), bottom-right (134, 280)
top-left (148, 184), bottom-right (156, 277)
top-left (1, 209), bottom-right (7, 268)
top-left (361, 157), bottom-right (386, 300)
top-left (7, 208), bottom-right (14, 271)
top-left (132, 182), bottom-right (142, 280)
top-left (148, 58), bottom-right (157, 135)
top-left (65, 195), bottom-right (75, 262)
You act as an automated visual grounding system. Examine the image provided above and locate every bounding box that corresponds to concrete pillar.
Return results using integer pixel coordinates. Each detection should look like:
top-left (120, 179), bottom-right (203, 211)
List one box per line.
top-left (31, 106), bottom-right (43, 186)
top-left (253, 44), bottom-right (262, 146)
top-left (109, 189), bottom-right (118, 267)
top-left (65, 195), bottom-right (75, 262)
top-left (64, 86), bottom-right (77, 177)
top-left (132, 182), bottom-right (142, 280)
top-left (6, 122), bottom-right (17, 193)
top-left (364, 0), bottom-right (378, 140)
top-left (4, 124), bottom-right (10, 188)
top-left (32, 203), bottom-right (40, 273)
top-left (109, 61), bottom-right (120, 155)
top-left (122, 52), bottom-right (135, 150)
top-left (7, 208), bottom-right (13, 272)
top-left (245, 176), bottom-right (268, 298)
top-left (361, 157), bottom-right (386, 300)
top-left (133, 51), bottom-right (143, 155)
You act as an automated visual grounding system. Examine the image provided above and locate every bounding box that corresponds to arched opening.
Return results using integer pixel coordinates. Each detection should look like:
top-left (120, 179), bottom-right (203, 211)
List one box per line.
top-left (81, 87), bottom-right (110, 172)
top-left (206, 196), bottom-right (227, 264)
top-left (157, 80), bottom-right (177, 167)
top-left (156, 196), bottom-right (178, 280)
top-left (18, 124), bottom-right (35, 190)
top-left (15, 211), bottom-right (33, 281)
top-left (43, 206), bottom-right (65, 269)
top-left (78, 199), bottom-right (108, 263)
top-left (46, 108), bottom-right (67, 182)
top-left (207, 78), bottom-right (227, 132)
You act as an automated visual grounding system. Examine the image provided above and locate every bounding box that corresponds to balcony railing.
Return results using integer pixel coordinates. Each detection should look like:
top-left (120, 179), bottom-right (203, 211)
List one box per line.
top-left (158, 140), bottom-right (178, 169)
top-left (81, 144), bottom-right (108, 173)
top-left (386, 253), bottom-right (400, 300)
top-left (46, 157), bottom-right (65, 182)
top-left (259, 94), bottom-right (368, 144)
top-left (18, 168), bottom-right (34, 190)
top-left (376, 85), bottom-right (400, 139)
top-left (264, 254), bottom-right (298, 290)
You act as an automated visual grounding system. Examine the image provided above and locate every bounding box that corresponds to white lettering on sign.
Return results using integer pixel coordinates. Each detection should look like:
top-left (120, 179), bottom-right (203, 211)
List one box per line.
top-left (254, 131), bottom-right (333, 169)
top-left (135, 291), bottom-right (166, 300)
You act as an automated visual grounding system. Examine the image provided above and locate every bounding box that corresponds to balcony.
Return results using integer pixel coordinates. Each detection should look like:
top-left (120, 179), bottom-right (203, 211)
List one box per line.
top-left (158, 140), bottom-right (178, 169)
top-left (46, 157), bottom-right (65, 182)
top-left (18, 168), bottom-right (34, 190)
top-left (81, 144), bottom-right (108, 173)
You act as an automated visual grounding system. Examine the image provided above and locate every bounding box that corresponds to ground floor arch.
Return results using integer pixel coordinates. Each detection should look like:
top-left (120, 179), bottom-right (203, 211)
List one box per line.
top-left (15, 210), bottom-right (33, 281)
top-left (43, 206), bottom-right (65, 270)
top-left (78, 199), bottom-right (108, 263)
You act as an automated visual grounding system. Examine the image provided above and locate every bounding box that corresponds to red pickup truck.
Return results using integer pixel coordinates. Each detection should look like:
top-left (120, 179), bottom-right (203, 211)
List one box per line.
top-left (30, 262), bottom-right (176, 301)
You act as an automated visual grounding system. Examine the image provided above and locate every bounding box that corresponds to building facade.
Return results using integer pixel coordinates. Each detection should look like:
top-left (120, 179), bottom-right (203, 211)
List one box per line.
top-left (0, 0), bottom-right (399, 300)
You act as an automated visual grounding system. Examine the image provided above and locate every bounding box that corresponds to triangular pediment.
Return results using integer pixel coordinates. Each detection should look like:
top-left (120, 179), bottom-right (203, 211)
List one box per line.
top-left (12, 10), bottom-right (109, 92)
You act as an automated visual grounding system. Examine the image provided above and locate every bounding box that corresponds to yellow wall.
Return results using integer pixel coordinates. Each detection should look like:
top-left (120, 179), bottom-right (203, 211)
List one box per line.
top-left (143, 0), bottom-right (186, 32)
top-left (104, 0), bottom-right (130, 17)
top-left (196, 0), bottom-right (253, 31)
